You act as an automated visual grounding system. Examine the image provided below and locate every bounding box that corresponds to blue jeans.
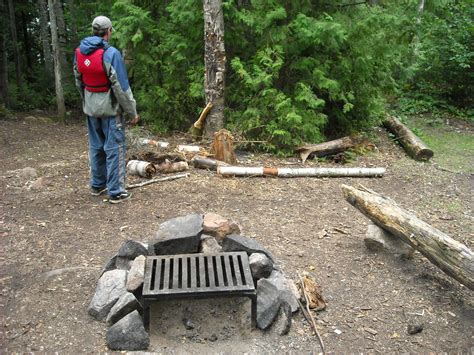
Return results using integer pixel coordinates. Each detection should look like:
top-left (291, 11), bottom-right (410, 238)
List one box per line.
top-left (87, 115), bottom-right (126, 197)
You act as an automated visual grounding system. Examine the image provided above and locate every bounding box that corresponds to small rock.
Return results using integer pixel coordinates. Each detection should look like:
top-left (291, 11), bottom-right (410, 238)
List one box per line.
top-left (203, 213), bottom-right (240, 241)
top-left (407, 324), bottom-right (423, 335)
top-left (118, 240), bottom-right (148, 259)
top-left (183, 318), bottom-right (195, 330)
top-left (222, 234), bottom-right (273, 261)
top-left (126, 255), bottom-right (146, 292)
top-left (148, 214), bottom-right (203, 255)
top-left (106, 292), bottom-right (140, 325)
top-left (18, 167), bottom-right (37, 179)
top-left (209, 334), bottom-right (218, 342)
top-left (256, 278), bottom-right (281, 329)
top-left (200, 235), bottom-right (222, 254)
top-left (30, 176), bottom-right (52, 190)
top-left (364, 223), bottom-right (414, 258)
top-left (88, 269), bottom-right (128, 321)
top-left (249, 253), bottom-right (273, 279)
top-left (334, 329), bottom-right (342, 335)
top-left (266, 270), bottom-right (299, 313)
top-left (106, 310), bottom-right (149, 350)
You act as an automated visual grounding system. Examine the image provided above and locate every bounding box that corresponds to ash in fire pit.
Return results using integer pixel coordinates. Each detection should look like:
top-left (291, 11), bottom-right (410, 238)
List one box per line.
top-left (87, 213), bottom-right (300, 351)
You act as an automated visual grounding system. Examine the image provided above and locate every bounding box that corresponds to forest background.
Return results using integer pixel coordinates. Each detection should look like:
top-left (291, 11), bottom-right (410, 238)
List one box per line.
top-left (0, 0), bottom-right (472, 154)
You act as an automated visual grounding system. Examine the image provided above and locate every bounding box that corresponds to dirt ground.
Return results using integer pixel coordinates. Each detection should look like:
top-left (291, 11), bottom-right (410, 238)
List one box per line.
top-left (1, 113), bottom-right (473, 353)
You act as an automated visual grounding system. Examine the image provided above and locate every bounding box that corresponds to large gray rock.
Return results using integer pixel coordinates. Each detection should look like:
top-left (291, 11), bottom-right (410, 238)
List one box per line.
top-left (249, 253), bottom-right (273, 279)
top-left (222, 234), bottom-right (273, 261)
top-left (126, 255), bottom-right (146, 292)
top-left (256, 278), bottom-right (281, 329)
top-left (118, 240), bottom-right (148, 259)
top-left (88, 269), bottom-right (128, 321)
top-left (200, 235), bottom-right (222, 254)
top-left (266, 271), bottom-right (299, 313)
top-left (364, 223), bottom-right (414, 258)
top-left (106, 292), bottom-right (141, 325)
top-left (106, 310), bottom-right (149, 351)
top-left (148, 214), bottom-right (203, 255)
top-left (274, 301), bottom-right (292, 335)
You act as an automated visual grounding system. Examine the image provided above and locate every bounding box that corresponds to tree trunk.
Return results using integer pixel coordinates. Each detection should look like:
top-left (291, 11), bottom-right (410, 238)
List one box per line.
top-left (296, 136), bottom-right (359, 163)
top-left (383, 116), bottom-right (433, 161)
top-left (38, 0), bottom-right (53, 78)
top-left (341, 184), bottom-right (474, 290)
top-left (7, 0), bottom-right (21, 88)
top-left (218, 166), bottom-right (385, 177)
top-left (48, 0), bottom-right (66, 121)
top-left (54, 0), bottom-right (69, 80)
top-left (65, 0), bottom-right (78, 45)
top-left (413, 0), bottom-right (425, 57)
top-left (20, 11), bottom-right (32, 77)
top-left (203, 0), bottom-right (226, 138)
top-left (0, 22), bottom-right (8, 106)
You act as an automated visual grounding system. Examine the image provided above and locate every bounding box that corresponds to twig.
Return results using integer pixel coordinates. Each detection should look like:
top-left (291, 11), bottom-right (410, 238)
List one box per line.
top-left (299, 274), bottom-right (326, 354)
top-left (127, 173), bottom-right (189, 189)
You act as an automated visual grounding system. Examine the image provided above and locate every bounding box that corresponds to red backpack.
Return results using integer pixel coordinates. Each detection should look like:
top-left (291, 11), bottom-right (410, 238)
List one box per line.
top-left (75, 48), bottom-right (110, 92)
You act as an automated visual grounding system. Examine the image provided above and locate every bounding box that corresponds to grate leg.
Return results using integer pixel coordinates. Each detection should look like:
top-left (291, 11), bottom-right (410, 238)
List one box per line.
top-left (142, 300), bottom-right (150, 331)
top-left (250, 295), bottom-right (257, 329)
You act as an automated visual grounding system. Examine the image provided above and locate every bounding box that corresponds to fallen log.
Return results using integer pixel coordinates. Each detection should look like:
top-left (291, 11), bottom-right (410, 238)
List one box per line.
top-left (296, 136), bottom-right (358, 163)
top-left (156, 160), bottom-right (189, 174)
top-left (341, 184), bottom-right (474, 290)
top-left (383, 116), bottom-right (433, 161)
top-left (127, 173), bottom-right (189, 189)
top-left (126, 160), bottom-right (156, 178)
top-left (191, 155), bottom-right (229, 170)
top-left (217, 166), bottom-right (385, 178)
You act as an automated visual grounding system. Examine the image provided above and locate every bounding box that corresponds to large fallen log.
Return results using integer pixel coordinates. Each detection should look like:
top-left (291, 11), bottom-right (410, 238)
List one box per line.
top-left (341, 184), bottom-right (474, 290)
top-left (218, 166), bottom-right (385, 177)
top-left (191, 155), bottom-right (229, 170)
top-left (383, 116), bottom-right (433, 161)
top-left (295, 136), bottom-right (358, 163)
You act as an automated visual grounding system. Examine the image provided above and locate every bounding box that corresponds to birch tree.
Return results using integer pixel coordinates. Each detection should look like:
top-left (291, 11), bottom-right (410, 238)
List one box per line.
top-left (38, 0), bottom-right (53, 78)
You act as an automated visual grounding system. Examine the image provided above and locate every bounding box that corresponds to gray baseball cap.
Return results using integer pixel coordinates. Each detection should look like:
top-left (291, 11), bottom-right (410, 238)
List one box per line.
top-left (92, 16), bottom-right (113, 31)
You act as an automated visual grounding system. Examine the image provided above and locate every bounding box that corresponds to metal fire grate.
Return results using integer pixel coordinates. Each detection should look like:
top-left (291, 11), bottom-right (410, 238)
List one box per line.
top-left (142, 252), bottom-right (256, 328)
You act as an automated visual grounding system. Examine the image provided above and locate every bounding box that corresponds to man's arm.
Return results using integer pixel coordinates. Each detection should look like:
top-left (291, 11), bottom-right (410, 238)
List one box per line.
top-left (73, 53), bottom-right (85, 102)
top-left (103, 48), bottom-right (138, 119)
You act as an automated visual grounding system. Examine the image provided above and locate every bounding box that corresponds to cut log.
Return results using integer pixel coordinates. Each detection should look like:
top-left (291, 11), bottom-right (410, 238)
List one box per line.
top-left (341, 184), bottom-right (474, 290)
top-left (212, 129), bottom-right (237, 164)
top-left (383, 116), bottom-right (433, 161)
top-left (138, 138), bottom-right (169, 149)
top-left (296, 136), bottom-right (358, 163)
top-left (126, 160), bottom-right (156, 178)
top-left (218, 166), bottom-right (385, 178)
top-left (191, 155), bottom-right (229, 170)
top-left (156, 160), bottom-right (189, 174)
top-left (133, 152), bottom-right (186, 165)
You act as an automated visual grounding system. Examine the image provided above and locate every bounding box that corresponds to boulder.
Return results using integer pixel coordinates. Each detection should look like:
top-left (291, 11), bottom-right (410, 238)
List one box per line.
top-left (364, 223), bottom-right (414, 258)
top-left (200, 235), bottom-right (222, 254)
top-left (101, 255), bottom-right (118, 276)
top-left (88, 269), bottom-right (128, 321)
top-left (106, 292), bottom-right (141, 325)
top-left (118, 240), bottom-right (148, 259)
top-left (106, 310), bottom-right (149, 351)
top-left (202, 213), bottom-right (240, 241)
top-left (249, 253), bottom-right (273, 279)
top-left (266, 271), bottom-right (299, 313)
top-left (148, 214), bottom-right (203, 255)
top-left (222, 234), bottom-right (273, 261)
top-left (274, 301), bottom-right (292, 335)
top-left (126, 255), bottom-right (146, 292)
top-left (256, 278), bottom-right (281, 329)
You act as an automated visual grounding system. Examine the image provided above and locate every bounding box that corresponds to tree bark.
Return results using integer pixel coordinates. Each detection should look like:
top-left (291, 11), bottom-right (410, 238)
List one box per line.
top-left (296, 136), bottom-right (359, 163)
top-left (383, 116), bottom-right (433, 161)
top-left (0, 0), bottom-right (8, 106)
top-left (7, 0), bottom-right (21, 88)
top-left (54, 0), bottom-right (69, 80)
top-left (48, 0), bottom-right (66, 121)
top-left (203, 0), bottom-right (226, 138)
top-left (341, 184), bottom-right (474, 290)
top-left (20, 11), bottom-right (32, 76)
top-left (38, 0), bottom-right (53, 78)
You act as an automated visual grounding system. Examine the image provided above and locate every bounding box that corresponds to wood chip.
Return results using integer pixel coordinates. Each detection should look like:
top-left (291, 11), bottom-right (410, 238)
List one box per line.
top-left (364, 327), bottom-right (378, 336)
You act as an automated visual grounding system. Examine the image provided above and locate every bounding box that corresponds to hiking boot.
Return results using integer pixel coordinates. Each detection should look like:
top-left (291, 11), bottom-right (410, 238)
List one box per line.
top-left (90, 186), bottom-right (107, 196)
top-left (109, 192), bottom-right (132, 204)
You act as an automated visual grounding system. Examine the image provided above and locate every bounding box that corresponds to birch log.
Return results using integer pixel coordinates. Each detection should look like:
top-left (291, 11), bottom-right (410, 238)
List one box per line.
top-left (296, 136), bottom-right (358, 163)
top-left (218, 166), bottom-right (385, 177)
top-left (127, 160), bottom-right (156, 178)
top-left (383, 116), bottom-right (433, 161)
top-left (341, 184), bottom-right (474, 290)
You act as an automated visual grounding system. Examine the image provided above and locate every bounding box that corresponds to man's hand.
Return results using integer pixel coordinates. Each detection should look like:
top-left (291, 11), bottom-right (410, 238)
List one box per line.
top-left (130, 114), bottom-right (140, 128)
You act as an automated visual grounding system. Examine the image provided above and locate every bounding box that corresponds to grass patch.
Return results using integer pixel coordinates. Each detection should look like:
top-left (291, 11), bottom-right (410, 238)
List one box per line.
top-left (406, 115), bottom-right (474, 173)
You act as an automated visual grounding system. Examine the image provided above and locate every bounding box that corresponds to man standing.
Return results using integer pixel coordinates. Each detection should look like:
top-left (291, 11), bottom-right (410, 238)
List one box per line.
top-left (74, 16), bottom-right (139, 204)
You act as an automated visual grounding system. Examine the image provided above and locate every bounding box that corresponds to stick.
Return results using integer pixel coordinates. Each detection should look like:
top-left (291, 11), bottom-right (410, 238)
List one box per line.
top-left (127, 173), bottom-right (189, 189)
top-left (299, 274), bottom-right (326, 354)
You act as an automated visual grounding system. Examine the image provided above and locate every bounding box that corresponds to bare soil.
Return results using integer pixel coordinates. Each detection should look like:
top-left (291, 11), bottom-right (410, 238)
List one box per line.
top-left (1, 114), bottom-right (473, 353)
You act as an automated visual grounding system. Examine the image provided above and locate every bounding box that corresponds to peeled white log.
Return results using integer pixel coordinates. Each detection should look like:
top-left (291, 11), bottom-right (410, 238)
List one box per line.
top-left (342, 184), bottom-right (474, 290)
top-left (178, 145), bottom-right (201, 153)
top-left (217, 166), bottom-right (385, 177)
top-left (127, 160), bottom-right (156, 178)
top-left (138, 138), bottom-right (169, 149)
